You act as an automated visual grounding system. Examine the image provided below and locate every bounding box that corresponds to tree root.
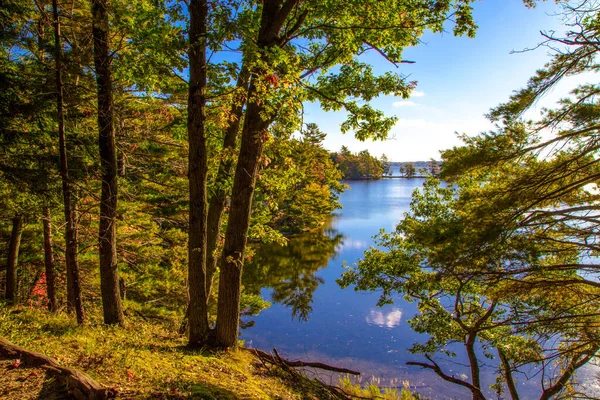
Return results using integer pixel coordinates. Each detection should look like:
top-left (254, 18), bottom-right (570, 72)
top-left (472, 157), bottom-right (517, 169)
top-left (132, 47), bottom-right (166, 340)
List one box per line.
top-left (0, 337), bottom-right (115, 400)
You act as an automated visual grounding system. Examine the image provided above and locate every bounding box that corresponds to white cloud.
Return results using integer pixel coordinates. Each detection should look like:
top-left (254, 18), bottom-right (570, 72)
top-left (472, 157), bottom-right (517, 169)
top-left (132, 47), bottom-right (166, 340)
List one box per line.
top-left (411, 90), bottom-right (425, 97)
top-left (394, 118), bottom-right (492, 133)
top-left (376, 117), bottom-right (494, 160)
top-left (392, 101), bottom-right (419, 107)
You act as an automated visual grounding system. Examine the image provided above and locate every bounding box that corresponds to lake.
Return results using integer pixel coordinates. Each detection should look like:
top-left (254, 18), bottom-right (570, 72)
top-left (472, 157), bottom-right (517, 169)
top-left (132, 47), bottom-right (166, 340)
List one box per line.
top-left (241, 177), bottom-right (473, 398)
top-left (241, 176), bottom-right (600, 399)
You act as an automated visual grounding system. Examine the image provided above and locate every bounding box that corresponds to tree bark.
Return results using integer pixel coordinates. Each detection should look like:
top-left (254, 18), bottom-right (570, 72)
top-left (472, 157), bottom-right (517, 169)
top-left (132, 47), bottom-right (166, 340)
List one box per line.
top-left (54, 0), bottom-right (84, 325)
top-left (43, 207), bottom-right (57, 312)
top-left (187, 0), bottom-right (210, 345)
top-left (92, 0), bottom-right (124, 326)
top-left (5, 216), bottom-right (23, 302)
top-left (465, 332), bottom-right (484, 400)
top-left (205, 64), bottom-right (249, 298)
top-left (215, 0), bottom-right (297, 348)
top-left (498, 349), bottom-right (519, 400)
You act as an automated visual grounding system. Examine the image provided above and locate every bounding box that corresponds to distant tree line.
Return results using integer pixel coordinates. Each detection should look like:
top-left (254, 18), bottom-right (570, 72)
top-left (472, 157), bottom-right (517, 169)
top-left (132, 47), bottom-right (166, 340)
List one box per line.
top-left (330, 146), bottom-right (386, 180)
top-left (397, 160), bottom-right (440, 178)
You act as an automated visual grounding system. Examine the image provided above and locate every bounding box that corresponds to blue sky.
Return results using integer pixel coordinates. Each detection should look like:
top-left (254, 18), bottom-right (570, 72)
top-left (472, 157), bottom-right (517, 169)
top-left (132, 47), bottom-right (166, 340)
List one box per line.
top-left (305, 1), bottom-right (575, 161)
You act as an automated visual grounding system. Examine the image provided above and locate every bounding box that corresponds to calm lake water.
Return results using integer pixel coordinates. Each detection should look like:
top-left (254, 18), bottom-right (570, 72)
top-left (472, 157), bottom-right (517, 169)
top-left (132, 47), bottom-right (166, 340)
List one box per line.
top-left (241, 177), bottom-right (470, 398)
top-left (241, 176), bottom-right (599, 399)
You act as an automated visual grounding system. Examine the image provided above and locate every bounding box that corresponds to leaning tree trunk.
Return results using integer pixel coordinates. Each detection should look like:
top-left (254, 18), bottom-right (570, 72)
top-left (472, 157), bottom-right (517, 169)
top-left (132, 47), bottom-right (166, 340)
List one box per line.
top-left (92, 0), bottom-right (124, 326)
top-left (187, 0), bottom-right (210, 346)
top-left (5, 216), bottom-right (23, 302)
top-left (53, 0), bottom-right (84, 324)
top-left (214, 81), bottom-right (270, 347)
top-left (205, 64), bottom-right (249, 298)
top-left (215, 0), bottom-right (298, 347)
top-left (43, 207), bottom-right (57, 312)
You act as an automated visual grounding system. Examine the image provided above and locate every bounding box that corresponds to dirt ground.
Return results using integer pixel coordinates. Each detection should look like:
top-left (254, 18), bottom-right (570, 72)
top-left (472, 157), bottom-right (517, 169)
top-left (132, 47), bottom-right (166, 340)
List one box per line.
top-left (0, 358), bottom-right (68, 400)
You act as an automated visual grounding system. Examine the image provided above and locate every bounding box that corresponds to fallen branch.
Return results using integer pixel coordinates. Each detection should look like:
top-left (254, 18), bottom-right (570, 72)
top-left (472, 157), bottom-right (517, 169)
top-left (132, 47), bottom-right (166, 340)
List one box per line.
top-left (407, 354), bottom-right (485, 400)
top-left (246, 347), bottom-right (363, 399)
top-left (247, 347), bottom-right (360, 375)
top-left (0, 337), bottom-right (115, 400)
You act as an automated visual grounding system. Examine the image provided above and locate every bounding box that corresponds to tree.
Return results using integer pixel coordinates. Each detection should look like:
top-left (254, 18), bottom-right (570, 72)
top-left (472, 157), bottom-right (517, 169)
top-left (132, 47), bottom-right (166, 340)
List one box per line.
top-left (340, 2), bottom-right (600, 397)
top-left (400, 162), bottom-right (416, 178)
top-left (428, 159), bottom-right (440, 176)
top-left (340, 177), bottom-right (600, 399)
top-left (187, 0), bottom-right (211, 345)
top-left (211, 0), bottom-right (479, 348)
top-left (381, 154), bottom-right (392, 176)
top-left (256, 124), bottom-right (345, 234)
top-left (42, 207), bottom-right (57, 312)
top-left (331, 147), bottom-right (385, 180)
top-left (5, 215), bottom-right (23, 302)
top-left (53, 0), bottom-right (84, 323)
top-left (92, 0), bottom-right (124, 325)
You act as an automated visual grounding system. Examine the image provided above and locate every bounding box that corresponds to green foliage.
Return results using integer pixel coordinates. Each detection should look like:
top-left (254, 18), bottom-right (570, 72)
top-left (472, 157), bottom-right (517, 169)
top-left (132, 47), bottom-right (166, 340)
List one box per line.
top-left (253, 124), bottom-right (345, 234)
top-left (340, 3), bottom-right (600, 397)
top-left (331, 146), bottom-right (385, 180)
top-left (0, 0), bottom-right (484, 391)
top-left (399, 162), bottom-right (417, 178)
top-left (340, 175), bottom-right (600, 398)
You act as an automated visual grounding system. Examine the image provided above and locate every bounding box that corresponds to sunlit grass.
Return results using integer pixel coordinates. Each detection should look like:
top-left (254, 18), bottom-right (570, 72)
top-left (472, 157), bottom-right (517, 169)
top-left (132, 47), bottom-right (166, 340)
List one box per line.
top-left (1, 303), bottom-right (424, 399)
top-left (0, 304), bottom-right (295, 398)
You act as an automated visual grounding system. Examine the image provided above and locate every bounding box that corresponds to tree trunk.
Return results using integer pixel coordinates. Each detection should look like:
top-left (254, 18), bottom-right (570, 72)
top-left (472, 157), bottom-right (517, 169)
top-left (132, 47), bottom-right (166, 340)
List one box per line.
top-left (5, 216), bottom-right (23, 302)
top-left (205, 64), bottom-right (249, 298)
top-left (53, 0), bottom-right (84, 324)
top-left (43, 207), bottom-right (57, 312)
top-left (187, 0), bottom-right (210, 346)
top-left (465, 332), bottom-right (485, 400)
top-left (498, 349), bottom-right (519, 400)
top-left (92, 0), bottom-right (124, 326)
top-left (215, 0), bottom-right (296, 347)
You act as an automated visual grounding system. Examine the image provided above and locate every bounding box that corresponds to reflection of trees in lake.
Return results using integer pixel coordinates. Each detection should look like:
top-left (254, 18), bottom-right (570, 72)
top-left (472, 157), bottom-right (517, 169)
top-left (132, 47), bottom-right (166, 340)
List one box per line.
top-left (243, 228), bottom-right (343, 321)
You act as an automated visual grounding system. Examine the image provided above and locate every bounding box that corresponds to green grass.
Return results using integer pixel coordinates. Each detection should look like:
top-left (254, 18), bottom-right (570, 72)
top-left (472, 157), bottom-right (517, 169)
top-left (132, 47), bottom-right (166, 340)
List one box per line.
top-left (0, 303), bottom-right (421, 399)
top-left (0, 304), bottom-right (292, 398)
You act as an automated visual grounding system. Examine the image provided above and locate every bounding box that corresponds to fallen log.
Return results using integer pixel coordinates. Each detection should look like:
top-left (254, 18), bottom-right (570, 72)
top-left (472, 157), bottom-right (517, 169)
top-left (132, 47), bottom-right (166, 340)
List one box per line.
top-left (247, 347), bottom-right (361, 375)
top-left (0, 337), bottom-right (115, 400)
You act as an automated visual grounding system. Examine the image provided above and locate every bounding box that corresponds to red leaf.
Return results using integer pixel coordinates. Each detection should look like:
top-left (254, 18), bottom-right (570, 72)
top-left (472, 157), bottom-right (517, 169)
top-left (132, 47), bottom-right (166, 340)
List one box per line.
top-left (126, 369), bottom-right (135, 381)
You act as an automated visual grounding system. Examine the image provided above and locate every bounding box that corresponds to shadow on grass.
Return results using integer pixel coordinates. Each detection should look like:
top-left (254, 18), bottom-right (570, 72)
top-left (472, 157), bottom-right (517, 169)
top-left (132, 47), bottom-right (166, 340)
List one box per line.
top-left (0, 358), bottom-right (67, 400)
top-left (36, 369), bottom-right (68, 400)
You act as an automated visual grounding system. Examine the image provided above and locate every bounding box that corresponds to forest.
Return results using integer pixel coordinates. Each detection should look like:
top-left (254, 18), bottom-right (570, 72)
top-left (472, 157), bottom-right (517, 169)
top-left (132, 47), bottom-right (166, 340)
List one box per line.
top-left (2, 0), bottom-right (600, 399)
top-left (330, 146), bottom-right (387, 180)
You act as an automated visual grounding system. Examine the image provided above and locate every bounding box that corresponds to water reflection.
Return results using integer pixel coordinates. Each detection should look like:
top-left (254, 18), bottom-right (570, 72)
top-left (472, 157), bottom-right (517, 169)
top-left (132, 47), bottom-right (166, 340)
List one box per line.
top-left (243, 226), bottom-right (343, 321)
top-left (366, 308), bottom-right (403, 328)
top-left (240, 178), bottom-right (457, 398)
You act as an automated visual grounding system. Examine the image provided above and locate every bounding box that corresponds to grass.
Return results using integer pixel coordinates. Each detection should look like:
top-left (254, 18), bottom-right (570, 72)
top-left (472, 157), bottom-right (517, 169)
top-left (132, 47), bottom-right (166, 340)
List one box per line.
top-left (0, 303), bottom-right (420, 399)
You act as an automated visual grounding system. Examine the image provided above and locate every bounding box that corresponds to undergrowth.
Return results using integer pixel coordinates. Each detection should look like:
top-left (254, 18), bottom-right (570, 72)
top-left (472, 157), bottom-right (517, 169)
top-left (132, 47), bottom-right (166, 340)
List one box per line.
top-left (0, 303), bottom-right (420, 399)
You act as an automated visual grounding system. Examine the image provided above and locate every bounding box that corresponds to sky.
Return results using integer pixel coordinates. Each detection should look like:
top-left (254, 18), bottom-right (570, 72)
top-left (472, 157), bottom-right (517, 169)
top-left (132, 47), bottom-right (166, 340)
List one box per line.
top-left (304, 1), bottom-right (582, 162)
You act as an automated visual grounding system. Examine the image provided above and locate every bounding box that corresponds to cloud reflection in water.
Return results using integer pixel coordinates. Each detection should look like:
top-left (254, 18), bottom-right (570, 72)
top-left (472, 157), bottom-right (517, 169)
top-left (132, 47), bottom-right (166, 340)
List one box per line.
top-left (366, 308), bottom-right (403, 328)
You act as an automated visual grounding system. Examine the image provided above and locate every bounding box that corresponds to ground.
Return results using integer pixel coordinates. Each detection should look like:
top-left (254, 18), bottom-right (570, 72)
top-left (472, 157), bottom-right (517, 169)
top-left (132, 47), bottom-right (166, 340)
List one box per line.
top-left (0, 304), bottom-right (418, 399)
top-left (0, 358), bottom-right (67, 400)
